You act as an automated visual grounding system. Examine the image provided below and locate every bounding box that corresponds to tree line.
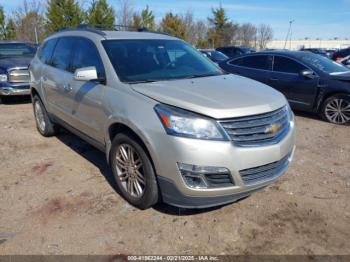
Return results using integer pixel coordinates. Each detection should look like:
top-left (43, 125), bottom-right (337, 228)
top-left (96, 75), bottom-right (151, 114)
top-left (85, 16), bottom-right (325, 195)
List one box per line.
top-left (0, 0), bottom-right (273, 49)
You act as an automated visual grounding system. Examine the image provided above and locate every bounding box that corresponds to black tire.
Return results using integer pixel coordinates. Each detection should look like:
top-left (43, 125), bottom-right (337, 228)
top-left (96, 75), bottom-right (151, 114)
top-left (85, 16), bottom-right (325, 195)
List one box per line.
top-left (32, 95), bottom-right (58, 137)
top-left (321, 94), bottom-right (350, 125)
top-left (110, 133), bottom-right (159, 209)
top-left (0, 96), bottom-right (10, 104)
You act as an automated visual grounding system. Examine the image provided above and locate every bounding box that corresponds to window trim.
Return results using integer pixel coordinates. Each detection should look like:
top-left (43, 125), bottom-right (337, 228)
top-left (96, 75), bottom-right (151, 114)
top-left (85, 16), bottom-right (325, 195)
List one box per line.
top-left (272, 54), bottom-right (317, 76)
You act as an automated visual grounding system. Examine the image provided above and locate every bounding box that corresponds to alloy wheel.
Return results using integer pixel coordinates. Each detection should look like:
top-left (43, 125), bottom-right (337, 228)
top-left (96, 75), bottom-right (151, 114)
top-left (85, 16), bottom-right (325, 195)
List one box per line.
top-left (34, 101), bottom-right (46, 132)
top-left (325, 98), bottom-right (350, 124)
top-left (115, 143), bottom-right (145, 198)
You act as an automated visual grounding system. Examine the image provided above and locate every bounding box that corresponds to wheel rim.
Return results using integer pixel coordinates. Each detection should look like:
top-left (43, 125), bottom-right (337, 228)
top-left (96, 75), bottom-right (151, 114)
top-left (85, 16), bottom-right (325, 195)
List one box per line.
top-left (325, 98), bottom-right (350, 124)
top-left (34, 101), bottom-right (46, 132)
top-left (115, 144), bottom-right (145, 198)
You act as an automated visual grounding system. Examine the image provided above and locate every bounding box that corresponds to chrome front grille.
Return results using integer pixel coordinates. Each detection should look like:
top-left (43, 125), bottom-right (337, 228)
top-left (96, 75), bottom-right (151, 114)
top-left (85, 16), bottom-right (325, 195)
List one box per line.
top-left (219, 106), bottom-right (290, 147)
top-left (239, 151), bottom-right (292, 185)
top-left (8, 68), bottom-right (30, 83)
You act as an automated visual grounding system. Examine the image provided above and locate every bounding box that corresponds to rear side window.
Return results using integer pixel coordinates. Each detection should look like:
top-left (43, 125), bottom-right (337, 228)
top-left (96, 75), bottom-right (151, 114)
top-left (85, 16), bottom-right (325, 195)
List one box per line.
top-left (71, 38), bottom-right (105, 78)
top-left (50, 38), bottom-right (75, 72)
top-left (273, 56), bottom-right (307, 74)
top-left (230, 55), bottom-right (272, 70)
top-left (38, 39), bottom-right (57, 64)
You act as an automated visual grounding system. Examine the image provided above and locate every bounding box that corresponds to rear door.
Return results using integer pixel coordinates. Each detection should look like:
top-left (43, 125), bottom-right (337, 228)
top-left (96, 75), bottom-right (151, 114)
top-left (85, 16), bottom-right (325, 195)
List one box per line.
top-left (270, 55), bottom-right (319, 110)
top-left (226, 55), bottom-right (273, 86)
top-left (65, 37), bottom-right (107, 143)
top-left (42, 37), bottom-right (75, 122)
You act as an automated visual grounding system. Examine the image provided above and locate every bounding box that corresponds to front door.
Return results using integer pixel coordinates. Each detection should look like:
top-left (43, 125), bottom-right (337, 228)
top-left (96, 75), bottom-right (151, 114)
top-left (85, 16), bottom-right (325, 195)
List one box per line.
top-left (270, 56), bottom-right (319, 110)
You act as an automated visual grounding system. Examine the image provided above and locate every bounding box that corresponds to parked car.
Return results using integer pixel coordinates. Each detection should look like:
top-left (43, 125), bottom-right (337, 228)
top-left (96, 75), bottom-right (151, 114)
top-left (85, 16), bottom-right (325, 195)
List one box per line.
top-left (332, 47), bottom-right (350, 62)
top-left (219, 51), bottom-right (350, 125)
top-left (199, 49), bottom-right (228, 63)
top-left (216, 46), bottom-right (255, 58)
top-left (299, 48), bottom-right (328, 57)
top-left (30, 27), bottom-right (295, 209)
top-left (340, 55), bottom-right (350, 68)
top-left (0, 41), bottom-right (37, 102)
top-left (325, 49), bottom-right (336, 59)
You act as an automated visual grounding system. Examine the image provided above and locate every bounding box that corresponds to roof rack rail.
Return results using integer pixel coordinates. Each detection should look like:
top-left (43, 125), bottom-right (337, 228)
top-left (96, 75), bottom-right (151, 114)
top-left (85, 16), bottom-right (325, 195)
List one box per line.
top-left (57, 24), bottom-right (107, 37)
top-left (56, 24), bottom-right (172, 37)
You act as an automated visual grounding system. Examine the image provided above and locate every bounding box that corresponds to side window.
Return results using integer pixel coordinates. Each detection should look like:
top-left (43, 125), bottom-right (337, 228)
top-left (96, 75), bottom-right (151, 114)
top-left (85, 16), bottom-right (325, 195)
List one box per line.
top-left (273, 56), bottom-right (307, 74)
top-left (50, 38), bottom-right (75, 72)
top-left (231, 55), bottom-right (271, 70)
top-left (229, 57), bottom-right (244, 66)
top-left (38, 39), bottom-right (57, 64)
top-left (71, 38), bottom-right (105, 78)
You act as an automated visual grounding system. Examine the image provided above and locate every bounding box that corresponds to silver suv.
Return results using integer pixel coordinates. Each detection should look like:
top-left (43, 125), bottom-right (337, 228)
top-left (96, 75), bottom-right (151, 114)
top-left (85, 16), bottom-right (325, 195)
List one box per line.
top-left (30, 27), bottom-right (296, 209)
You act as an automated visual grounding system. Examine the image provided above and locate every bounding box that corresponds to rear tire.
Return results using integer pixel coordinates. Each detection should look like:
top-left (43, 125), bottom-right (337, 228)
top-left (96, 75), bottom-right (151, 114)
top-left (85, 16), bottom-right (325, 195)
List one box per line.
top-left (110, 133), bottom-right (159, 209)
top-left (32, 95), bottom-right (58, 137)
top-left (321, 94), bottom-right (350, 125)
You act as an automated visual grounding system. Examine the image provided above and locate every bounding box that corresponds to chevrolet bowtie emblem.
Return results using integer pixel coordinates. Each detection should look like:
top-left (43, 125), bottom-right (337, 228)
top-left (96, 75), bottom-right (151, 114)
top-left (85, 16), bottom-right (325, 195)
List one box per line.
top-left (265, 124), bottom-right (281, 134)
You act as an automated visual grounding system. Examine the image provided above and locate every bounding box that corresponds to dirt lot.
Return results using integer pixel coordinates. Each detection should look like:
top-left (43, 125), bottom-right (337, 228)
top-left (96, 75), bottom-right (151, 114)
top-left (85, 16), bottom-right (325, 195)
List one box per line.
top-left (0, 99), bottom-right (349, 255)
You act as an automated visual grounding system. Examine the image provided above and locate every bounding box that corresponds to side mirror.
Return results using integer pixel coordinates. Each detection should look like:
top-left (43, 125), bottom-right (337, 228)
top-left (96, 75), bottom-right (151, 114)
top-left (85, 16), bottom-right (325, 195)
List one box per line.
top-left (300, 69), bottom-right (316, 79)
top-left (74, 67), bottom-right (98, 82)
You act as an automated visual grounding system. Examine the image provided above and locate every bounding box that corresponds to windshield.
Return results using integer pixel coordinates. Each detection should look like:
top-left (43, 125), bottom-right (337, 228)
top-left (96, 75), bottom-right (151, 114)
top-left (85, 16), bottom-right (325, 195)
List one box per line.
top-left (102, 39), bottom-right (223, 83)
top-left (301, 53), bottom-right (350, 74)
top-left (0, 43), bottom-right (37, 58)
top-left (209, 51), bottom-right (228, 61)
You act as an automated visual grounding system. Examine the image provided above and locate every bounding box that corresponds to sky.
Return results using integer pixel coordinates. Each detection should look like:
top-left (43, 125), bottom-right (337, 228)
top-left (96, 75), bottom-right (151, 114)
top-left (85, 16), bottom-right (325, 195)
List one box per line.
top-left (1, 0), bottom-right (350, 40)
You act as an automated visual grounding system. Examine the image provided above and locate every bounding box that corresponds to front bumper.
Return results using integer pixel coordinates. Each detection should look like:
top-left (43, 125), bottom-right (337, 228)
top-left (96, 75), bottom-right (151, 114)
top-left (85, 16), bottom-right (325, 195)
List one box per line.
top-left (149, 121), bottom-right (296, 208)
top-left (0, 84), bottom-right (30, 96)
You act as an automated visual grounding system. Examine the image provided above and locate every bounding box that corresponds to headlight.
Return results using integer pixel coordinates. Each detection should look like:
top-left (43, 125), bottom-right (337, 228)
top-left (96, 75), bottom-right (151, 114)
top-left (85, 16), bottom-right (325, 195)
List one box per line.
top-left (154, 104), bottom-right (227, 140)
top-left (0, 74), bottom-right (7, 82)
top-left (286, 103), bottom-right (295, 126)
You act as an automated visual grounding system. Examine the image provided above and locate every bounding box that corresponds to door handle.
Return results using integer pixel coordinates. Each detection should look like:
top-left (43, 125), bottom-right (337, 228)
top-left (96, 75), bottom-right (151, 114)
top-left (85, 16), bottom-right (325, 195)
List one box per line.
top-left (63, 84), bottom-right (72, 92)
top-left (270, 78), bottom-right (279, 81)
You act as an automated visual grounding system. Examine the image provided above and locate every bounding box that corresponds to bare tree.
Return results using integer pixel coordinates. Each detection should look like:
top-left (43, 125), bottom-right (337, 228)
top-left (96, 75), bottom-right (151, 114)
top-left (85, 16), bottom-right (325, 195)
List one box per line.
top-left (12, 0), bottom-right (45, 42)
top-left (238, 23), bottom-right (257, 47)
top-left (193, 20), bottom-right (209, 46)
top-left (118, 0), bottom-right (134, 28)
top-left (257, 24), bottom-right (273, 50)
top-left (181, 10), bottom-right (194, 44)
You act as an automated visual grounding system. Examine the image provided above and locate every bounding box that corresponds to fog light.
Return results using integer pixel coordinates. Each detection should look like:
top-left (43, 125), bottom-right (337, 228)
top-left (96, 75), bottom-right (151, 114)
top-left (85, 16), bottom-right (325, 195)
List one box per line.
top-left (177, 163), bottom-right (230, 189)
top-left (0, 74), bottom-right (7, 82)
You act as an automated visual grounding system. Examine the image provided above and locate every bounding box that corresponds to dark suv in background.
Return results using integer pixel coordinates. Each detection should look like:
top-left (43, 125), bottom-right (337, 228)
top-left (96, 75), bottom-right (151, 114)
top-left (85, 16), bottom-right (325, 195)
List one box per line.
top-left (0, 41), bottom-right (37, 102)
top-left (216, 46), bottom-right (255, 58)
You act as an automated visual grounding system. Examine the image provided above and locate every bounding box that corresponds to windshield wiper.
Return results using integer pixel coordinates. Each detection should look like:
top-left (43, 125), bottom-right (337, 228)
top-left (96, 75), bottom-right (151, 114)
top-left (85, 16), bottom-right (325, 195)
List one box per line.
top-left (183, 72), bottom-right (222, 79)
top-left (127, 79), bottom-right (158, 84)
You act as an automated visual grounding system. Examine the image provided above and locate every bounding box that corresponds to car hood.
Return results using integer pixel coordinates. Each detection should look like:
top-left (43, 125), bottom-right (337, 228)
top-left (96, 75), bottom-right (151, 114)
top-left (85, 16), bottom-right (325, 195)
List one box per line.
top-left (329, 71), bottom-right (350, 81)
top-left (131, 74), bottom-right (287, 119)
top-left (0, 56), bottom-right (33, 71)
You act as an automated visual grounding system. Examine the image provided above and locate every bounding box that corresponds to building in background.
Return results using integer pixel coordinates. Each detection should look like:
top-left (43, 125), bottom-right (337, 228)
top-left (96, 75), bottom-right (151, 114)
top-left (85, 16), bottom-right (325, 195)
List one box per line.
top-left (267, 40), bottom-right (350, 50)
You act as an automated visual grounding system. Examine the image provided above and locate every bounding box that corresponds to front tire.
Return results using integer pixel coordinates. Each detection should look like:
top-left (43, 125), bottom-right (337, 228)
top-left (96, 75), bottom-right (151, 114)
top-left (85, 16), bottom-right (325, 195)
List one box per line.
top-left (32, 95), bottom-right (58, 137)
top-left (321, 94), bottom-right (350, 125)
top-left (110, 133), bottom-right (159, 209)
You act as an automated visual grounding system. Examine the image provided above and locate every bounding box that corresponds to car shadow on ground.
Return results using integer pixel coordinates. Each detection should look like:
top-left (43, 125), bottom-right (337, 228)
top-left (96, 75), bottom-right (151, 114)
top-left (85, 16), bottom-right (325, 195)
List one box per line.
top-left (292, 109), bottom-right (324, 122)
top-left (0, 96), bottom-right (31, 105)
top-left (55, 129), bottom-right (232, 216)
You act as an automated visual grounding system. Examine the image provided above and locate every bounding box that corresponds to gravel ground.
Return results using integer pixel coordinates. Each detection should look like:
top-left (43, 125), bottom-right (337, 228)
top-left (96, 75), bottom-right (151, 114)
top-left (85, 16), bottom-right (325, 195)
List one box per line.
top-left (0, 99), bottom-right (349, 255)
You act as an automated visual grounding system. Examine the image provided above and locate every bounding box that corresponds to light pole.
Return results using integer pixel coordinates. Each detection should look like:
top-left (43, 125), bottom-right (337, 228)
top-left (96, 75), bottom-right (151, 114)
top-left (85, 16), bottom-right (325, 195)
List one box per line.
top-left (284, 20), bottom-right (294, 49)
